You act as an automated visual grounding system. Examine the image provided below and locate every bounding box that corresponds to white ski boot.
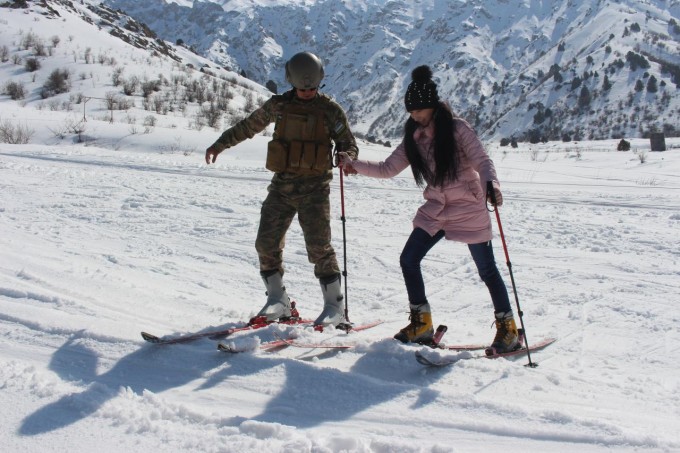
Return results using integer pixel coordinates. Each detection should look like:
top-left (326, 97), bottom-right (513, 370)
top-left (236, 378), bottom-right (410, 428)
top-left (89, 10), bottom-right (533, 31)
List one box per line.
top-left (314, 274), bottom-right (346, 328)
top-left (251, 271), bottom-right (292, 324)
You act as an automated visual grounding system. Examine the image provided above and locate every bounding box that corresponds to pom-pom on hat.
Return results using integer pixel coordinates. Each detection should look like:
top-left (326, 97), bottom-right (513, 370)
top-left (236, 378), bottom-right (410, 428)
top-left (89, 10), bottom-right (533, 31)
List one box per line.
top-left (404, 65), bottom-right (439, 111)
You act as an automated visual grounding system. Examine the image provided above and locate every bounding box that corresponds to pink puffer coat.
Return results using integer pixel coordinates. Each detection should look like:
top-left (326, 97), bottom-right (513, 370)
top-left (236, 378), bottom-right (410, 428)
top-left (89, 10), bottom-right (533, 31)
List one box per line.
top-left (351, 118), bottom-right (499, 244)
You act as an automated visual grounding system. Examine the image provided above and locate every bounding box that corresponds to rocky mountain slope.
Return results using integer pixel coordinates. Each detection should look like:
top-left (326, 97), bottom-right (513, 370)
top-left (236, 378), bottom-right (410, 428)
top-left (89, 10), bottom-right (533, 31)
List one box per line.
top-left (101, 0), bottom-right (680, 143)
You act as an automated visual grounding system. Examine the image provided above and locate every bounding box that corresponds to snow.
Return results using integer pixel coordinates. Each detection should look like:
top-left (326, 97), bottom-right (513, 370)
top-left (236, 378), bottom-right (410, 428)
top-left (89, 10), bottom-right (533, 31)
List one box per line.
top-left (3, 129), bottom-right (680, 453)
top-left (2, 2), bottom-right (680, 452)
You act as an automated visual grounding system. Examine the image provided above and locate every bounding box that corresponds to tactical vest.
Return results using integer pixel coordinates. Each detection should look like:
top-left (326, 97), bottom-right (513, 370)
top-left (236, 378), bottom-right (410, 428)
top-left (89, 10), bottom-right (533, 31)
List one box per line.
top-left (266, 102), bottom-right (332, 175)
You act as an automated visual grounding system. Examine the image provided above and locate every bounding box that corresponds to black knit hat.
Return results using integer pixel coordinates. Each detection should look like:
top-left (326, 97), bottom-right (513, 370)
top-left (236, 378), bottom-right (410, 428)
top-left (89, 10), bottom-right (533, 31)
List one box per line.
top-left (404, 65), bottom-right (439, 111)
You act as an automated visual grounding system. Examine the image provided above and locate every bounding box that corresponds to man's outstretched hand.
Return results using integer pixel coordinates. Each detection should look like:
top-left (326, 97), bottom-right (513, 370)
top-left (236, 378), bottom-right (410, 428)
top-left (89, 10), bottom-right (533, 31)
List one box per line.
top-left (205, 145), bottom-right (222, 164)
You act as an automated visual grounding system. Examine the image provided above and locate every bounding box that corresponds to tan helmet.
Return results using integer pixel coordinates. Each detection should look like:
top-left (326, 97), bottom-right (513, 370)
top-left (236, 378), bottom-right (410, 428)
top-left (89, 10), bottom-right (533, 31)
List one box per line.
top-left (285, 52), bottom-right (324, 89)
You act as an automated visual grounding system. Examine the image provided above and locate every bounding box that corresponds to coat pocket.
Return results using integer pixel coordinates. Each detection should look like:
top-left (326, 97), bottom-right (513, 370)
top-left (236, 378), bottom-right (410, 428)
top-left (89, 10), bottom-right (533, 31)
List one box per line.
top-left (466, 180), bottom-right (483, 201)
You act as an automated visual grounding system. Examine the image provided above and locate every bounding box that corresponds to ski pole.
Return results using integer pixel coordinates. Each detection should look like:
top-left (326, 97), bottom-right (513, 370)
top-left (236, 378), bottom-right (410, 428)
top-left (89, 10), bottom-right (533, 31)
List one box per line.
top-left (338, 164), bottom-right (350, 323)
top-left (487, 181), bottom-right (536, 368)
top-left (333, 147), bottom-right (350, 324)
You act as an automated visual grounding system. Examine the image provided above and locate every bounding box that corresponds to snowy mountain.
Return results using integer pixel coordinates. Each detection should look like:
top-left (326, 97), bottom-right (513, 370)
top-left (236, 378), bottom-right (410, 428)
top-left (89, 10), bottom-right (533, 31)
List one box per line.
top-left (101, 0), bottom-right (680, 143)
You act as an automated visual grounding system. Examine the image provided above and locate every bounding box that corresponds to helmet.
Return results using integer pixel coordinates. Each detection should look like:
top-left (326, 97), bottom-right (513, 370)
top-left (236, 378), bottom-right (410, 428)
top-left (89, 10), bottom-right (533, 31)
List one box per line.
top-left (285, 52), bottom-right (324, 89)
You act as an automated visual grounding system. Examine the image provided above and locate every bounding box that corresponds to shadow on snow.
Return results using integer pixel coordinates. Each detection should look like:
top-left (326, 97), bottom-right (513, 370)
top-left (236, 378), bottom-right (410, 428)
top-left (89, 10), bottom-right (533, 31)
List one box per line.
top-left (20, 335), bottom-right (448, 435)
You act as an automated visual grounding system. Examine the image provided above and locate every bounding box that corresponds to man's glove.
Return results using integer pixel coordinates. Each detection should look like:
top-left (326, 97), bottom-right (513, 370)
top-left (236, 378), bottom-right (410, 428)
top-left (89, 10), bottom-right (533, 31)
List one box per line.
top-left (205, 144), bottom-right (222, 164)
top-left (336, 151), bottom-right (357, 175)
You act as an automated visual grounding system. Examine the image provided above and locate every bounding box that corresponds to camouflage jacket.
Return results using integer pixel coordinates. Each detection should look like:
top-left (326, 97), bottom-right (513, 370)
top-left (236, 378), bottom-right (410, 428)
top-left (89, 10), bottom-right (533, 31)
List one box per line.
top-left (211, 90), bottom-right (359, 161)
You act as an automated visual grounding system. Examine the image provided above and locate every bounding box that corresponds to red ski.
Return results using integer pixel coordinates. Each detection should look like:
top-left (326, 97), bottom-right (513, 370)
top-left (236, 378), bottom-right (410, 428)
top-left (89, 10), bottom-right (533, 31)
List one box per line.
top-left (142, 303), bottom-right (311, 345)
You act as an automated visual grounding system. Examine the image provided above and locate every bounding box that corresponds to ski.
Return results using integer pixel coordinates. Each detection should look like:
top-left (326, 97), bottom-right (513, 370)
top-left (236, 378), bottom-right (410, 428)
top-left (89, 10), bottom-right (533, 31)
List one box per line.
top-left (423, 325), bottom-right (488, 351)
top-left (141, 325), bottom-right (253, 345)
top-left (217, 336), bottom-right (291, 353)
top-left (270, 319), bottom-right (385, 350)
top-left (414, 337), bottom-right (557, 367)
top-left (141, 302), bottom-right (312, 345)
top-left (141, 318), bottom-right (313, 345)
top-left (278, 336), bottom-right (488, 351)
top-left (275, 323), bottom-right (486, 351)
top-left (218, 320), bottom-right (384, 353)
top-left (430, 342), bottom-right (489, 351)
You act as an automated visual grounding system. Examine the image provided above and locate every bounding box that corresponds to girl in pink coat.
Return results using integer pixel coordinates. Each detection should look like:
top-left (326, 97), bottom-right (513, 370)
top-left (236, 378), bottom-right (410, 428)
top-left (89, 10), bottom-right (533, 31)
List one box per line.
top-left (340, 66), bottom-right (519, 353)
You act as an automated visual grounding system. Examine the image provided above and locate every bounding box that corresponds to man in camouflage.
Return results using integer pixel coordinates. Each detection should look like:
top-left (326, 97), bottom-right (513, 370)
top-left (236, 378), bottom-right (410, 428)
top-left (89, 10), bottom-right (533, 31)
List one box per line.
top-left (205, 51), bottom-right (359, 328)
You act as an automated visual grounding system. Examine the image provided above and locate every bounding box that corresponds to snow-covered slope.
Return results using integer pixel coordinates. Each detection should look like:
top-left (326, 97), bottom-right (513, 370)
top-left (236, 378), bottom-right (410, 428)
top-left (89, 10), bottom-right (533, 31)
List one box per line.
top-left (0, 0), bottom-right (271, 151)
top-left (2, 114), bottom-right (680, 452)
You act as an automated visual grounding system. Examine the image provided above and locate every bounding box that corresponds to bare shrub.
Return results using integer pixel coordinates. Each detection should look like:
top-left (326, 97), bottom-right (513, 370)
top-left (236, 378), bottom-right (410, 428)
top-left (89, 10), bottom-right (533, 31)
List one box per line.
top-left (141, 80), bottom-right (161, 98)
top-left (119, 97), bottom-right (134, 110)
top-left (48, 117), bottom-right (86, 141)
top-left (41, 68), bottom-right (71, 98)
top-left (0, 119), bottom-right (34, 144)
top-left (67, 118), bottom-right (87, 143)
top-left (143, 115), bottom-right (156, 133)
top-left (199, 102), bottom-right (222, 129)
top-left (244, 93), bottom-right (256, 111)
top-left (24, 57), bottom-right (40, 72)
top-left (122, 76), bottom-right (139, 96)
top-left (111, 67), bottom-right (124, 86)
top-left (4, 80), bottom-right (26, 100)
top-left (21, 31), bottom-right (39, 50)
top-left (152, 96), bottom-right (167, 114)
top-left (191, 114), bottom-right (205, 131)
top-left (161, 136), bottom-right (184, 154)
top-left (70, 92), bottom-right (85, 104)
top-left (0, 45), bottom-right (9, 62)
top-left (33, 40), bottom-right (46, 56)
top-left (637, 177), bottom-right (658, 186)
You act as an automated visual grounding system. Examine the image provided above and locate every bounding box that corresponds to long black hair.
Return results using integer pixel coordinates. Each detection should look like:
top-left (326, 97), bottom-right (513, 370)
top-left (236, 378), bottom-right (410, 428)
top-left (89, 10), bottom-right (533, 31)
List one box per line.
top-left (403, 102), bottom-right (460, 188)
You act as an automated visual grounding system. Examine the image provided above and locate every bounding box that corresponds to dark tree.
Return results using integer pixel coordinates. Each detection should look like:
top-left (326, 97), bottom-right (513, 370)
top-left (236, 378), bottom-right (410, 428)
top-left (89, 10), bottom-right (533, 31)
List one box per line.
top-left (578, 86), bottom-right (591, 108)
top-left (646, 75), bottom-right (658, 93)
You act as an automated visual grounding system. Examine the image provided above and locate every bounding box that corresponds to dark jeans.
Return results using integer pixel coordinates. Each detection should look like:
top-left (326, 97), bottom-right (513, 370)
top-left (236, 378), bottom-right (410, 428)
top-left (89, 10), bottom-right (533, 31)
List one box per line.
top-left (399, 228), bottom-right (511, 314)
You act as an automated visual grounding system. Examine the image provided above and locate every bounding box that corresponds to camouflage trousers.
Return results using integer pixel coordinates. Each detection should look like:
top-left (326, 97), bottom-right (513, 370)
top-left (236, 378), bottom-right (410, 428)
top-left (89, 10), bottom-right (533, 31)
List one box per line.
top-left (255, 174), bottom-right (340, 279)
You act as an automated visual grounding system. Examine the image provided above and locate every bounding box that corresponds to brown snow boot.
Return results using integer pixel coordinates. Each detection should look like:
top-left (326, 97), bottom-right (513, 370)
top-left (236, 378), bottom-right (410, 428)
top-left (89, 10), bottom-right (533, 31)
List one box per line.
top-left (394, 303), bottom-right (434, 344)
top-left (488, 311), bottom-right (520, 354)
